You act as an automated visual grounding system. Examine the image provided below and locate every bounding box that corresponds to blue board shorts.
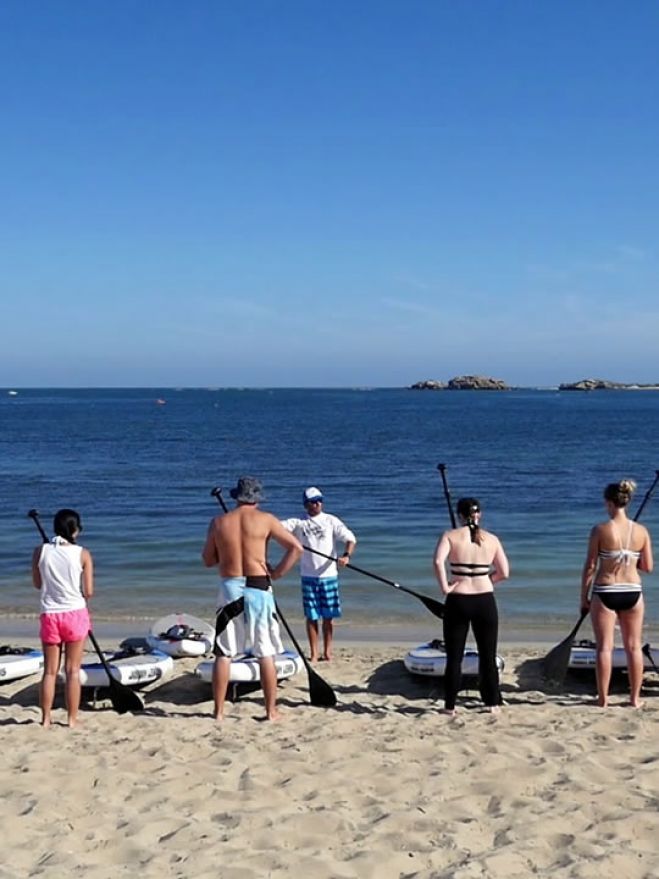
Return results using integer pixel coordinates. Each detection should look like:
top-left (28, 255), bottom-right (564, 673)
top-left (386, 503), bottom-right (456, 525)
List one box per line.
top-left (215, 576), bottom-right (284, 658)
top-left (301, 576), bottom-right (342, 621)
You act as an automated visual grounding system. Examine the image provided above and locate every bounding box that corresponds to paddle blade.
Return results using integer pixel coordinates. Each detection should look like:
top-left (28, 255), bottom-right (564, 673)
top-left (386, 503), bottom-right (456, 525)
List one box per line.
top-left (308, 666), bottom-right (338, 707)
top-left (543, 611), bottom-right (588, 684)
top-left (107, 678), bottom-right (145, 714)
top-left (414, 590), bottom-right (444, 620)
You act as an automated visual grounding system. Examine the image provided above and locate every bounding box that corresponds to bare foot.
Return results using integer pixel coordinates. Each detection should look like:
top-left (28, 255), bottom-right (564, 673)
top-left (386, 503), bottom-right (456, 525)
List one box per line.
top-left (629, 699), bottom-right (644, 709)
top-left (308, 655), bottom-right (318, 663)
top-left (441, 708), bottom-right (457, 717)
top-left (265, 710), bottom-right (282, 722)
top-left (68, 718), bottom-right (82, 729)
top-left (320, 655), bottom-right (332, 662)
top-left (40, 717), bottom-right (52, 729)
top-left (486, 705), bottom-right (501, 715)
top-left (213, 712), bottom-right (224, 723)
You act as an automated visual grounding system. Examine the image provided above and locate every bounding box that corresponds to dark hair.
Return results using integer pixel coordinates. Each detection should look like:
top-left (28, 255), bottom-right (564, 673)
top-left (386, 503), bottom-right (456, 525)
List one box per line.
top-left (456, 497), bottom-right (482, 545)
top-left (53, 508), bottom-right (82, 543)
top-left (603, 479), bottom-right (636, 509)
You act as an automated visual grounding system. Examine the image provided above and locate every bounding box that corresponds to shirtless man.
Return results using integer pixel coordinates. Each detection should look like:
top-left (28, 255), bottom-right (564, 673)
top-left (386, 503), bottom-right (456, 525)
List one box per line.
top-left (202, 476), bottom-right (302, 722)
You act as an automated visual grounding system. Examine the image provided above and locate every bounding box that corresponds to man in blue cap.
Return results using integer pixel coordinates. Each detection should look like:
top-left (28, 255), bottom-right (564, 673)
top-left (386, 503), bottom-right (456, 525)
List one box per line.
top-left (281, 487), bottom-right (356, 661)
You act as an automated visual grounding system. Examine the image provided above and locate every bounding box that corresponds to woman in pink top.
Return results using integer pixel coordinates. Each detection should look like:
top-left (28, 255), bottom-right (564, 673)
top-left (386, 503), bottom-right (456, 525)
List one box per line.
top-left (32, 509), bottom-right (94, 728)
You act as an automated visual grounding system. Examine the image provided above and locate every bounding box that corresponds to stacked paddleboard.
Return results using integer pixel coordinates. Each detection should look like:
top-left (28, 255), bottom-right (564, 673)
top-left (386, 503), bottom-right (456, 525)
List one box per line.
top-left (0, 646), bottom-right (44, 682)
top-left (146, 613), bottom-right (214, 658)
top-left (59, 645), bottom-right (174, 689)
top-left (195, 651), bottom-right (304, 684)
top-left (568, 639), bottom-right (656, 670)
top-left (404, 640), bottom-right (505, 678)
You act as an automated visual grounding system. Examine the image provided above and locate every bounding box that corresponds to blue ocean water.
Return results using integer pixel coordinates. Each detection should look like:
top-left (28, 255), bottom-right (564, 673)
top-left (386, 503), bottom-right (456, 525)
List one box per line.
top-left (1, 387), bottom-right (658, 631)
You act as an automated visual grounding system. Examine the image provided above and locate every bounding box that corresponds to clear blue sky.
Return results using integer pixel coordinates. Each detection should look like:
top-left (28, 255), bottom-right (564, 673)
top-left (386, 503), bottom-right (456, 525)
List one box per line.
top-left (1, 1), bottom-right (658, 387)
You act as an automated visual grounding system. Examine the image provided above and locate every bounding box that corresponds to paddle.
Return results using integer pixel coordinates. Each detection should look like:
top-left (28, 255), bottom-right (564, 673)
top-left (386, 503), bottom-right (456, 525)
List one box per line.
top-left (27, 509), bottom-right (144, 714)
top-left (209, 487), bottom-right (337, 708)
top-left (300, 544), bottom-right (445, 620)
top-left (642, 643), bottom-right (659, 674)
top-left (437, 463), bottom-right (457, 528)
top-left (542, 469), bottom-right (659, 685)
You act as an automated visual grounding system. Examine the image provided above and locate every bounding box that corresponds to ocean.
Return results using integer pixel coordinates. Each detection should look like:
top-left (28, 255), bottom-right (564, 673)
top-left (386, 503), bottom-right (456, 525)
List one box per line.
top-left (1, 387), bottom-right (658, 637)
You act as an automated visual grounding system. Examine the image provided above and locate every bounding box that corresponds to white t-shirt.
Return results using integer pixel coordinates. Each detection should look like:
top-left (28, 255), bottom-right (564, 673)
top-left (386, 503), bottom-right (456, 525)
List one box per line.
top-left (38, 536), bottom-right (86, 613)
top-left (280, 511), bottom-right (356, 578)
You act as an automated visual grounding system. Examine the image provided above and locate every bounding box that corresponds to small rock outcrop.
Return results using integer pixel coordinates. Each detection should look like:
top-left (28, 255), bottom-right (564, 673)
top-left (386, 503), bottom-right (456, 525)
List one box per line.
top-left (447, 375), bottom-right (509, 390)
top-left (409, 380), bottom-right (446, 390)
top-left (560, 378), bottom-right (638, 390)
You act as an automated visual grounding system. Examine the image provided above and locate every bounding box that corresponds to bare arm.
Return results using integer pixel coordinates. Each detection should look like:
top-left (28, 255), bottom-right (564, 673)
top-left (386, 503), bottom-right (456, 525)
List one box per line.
top-left (490, 537), bottom-right (510, 584)
top-left (201, 518), bottom-right (220, 568)
top-left (31, 547), bottom-right (42, 589)
top-left (268, 519), bottom-right (303, 581)
top-left (81, 549), bottom-right (94, 600)
top-left (581, 526), bottom-right (599, 610)
top-left (639, 527), bottom-right (654, 574)
top-left (433, 532), bottom-right (452, 595)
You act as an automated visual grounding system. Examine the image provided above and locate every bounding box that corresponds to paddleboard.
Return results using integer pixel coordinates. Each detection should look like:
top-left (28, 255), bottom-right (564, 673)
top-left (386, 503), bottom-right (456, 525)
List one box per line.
top-left (146, 613), bottom-right (214, 658)
top-left (59, 647), bottom-right (174, 688)
top-left (404, 640), bottom-right (505, 677)
top-left (195, 650), bottom-right (304, 684)
top-left (0, 646), bottom-right (44, 682)
top-left (568, 639), bottom-right (656, 670)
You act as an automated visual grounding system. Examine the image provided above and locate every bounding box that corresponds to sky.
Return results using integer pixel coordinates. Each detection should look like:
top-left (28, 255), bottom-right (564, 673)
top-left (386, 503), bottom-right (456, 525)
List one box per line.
top-left (1, 0), bottom-right (658, 387)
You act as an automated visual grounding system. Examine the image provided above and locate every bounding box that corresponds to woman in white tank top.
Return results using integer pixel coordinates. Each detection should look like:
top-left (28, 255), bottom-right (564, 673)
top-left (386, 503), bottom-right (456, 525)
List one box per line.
top-left (31, 509), bottom-right (94, 728)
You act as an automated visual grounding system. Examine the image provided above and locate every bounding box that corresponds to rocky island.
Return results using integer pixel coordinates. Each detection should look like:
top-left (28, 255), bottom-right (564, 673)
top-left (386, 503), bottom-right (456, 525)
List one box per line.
top-left (559, 378), bottom-right (659, 391)
top-left (409, 375), bottom-right (510, 390)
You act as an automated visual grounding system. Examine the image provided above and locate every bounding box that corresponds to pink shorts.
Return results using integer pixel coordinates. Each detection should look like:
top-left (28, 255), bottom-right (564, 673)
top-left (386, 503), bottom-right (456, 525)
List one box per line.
top-left (40, 608), bottom-right (91, 645)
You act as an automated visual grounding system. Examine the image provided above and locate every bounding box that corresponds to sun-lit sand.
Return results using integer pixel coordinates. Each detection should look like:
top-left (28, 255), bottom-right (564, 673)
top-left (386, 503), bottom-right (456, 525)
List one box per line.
top-left (2, 629), bottom-right (659, 878)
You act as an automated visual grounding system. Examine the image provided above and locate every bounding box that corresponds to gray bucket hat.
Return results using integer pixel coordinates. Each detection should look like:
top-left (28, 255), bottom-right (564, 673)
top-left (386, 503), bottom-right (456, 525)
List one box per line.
top-left (229, 476), bottom-right (265, 504)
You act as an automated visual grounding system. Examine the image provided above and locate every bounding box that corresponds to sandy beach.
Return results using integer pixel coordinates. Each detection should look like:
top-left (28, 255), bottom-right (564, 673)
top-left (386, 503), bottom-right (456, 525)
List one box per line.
top-left (2, 633), bottom-right (659, 879)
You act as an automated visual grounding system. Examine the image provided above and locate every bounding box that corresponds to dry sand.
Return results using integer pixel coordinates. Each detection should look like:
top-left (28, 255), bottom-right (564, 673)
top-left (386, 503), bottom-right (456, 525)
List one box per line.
top-left (2, 638), bottom-right (659, 878)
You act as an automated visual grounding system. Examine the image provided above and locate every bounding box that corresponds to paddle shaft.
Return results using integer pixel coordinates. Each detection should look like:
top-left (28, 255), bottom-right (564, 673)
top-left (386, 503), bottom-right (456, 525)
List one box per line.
top-left (437, 464), bottom-right (457, 528)
top-left (301, 544), bottom-right (445, 619)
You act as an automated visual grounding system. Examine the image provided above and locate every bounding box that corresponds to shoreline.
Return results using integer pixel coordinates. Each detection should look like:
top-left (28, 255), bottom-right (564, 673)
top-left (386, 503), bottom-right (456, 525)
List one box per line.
top-left (3, 614), bottom-right (659, 649)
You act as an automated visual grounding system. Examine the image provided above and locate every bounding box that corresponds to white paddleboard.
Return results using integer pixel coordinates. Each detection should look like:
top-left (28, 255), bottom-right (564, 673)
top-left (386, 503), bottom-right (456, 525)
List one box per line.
top-left (59, 648), bottom-right (174, 688)
top-left (0, 647), bottom-right (44, 682)
top-left (195, 650), bottom-right (304, 684)
top-left (146, 613), bottom-right (214, 658)
top-left (568, 640), bottom-right (656, 670)
top-left (404, 640), bottom-right (505, 677)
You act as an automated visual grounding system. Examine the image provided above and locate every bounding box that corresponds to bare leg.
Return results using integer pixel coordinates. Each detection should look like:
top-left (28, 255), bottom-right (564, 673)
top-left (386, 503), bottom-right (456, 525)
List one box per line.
top-left (63, 639), bottom-right (86, 727)
top-left (306, 619), bottom-right (319, 661)
top-left (321, 618), bottom-right (334, 661)
top-left (618, 596), bottom-right (645, 708)
top-left (212, 656), bottom-right (231, 722)
top-left (258, 657), bottom-right (280, 721)
top-left (40, 643), bottom-right (62, 728)
top-left (591, 596), bottom-right (616, 707)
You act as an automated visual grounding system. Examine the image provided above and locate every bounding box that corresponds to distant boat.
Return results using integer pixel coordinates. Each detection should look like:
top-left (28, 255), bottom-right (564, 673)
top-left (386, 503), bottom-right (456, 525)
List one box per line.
top-left (8, 390), bottom-right (17, 396)
top-left (156, 398), bottom-right (166, 405)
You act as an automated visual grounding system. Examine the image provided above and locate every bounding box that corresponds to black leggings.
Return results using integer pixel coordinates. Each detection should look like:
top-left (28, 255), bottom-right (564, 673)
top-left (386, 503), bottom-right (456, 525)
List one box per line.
top-left (443, 591), bottom-right (501, 710)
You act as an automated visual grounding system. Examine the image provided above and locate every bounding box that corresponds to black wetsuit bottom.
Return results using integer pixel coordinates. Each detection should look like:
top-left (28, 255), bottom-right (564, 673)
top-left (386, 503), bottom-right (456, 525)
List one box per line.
top-left (443, 591), bottom-right (501, 711)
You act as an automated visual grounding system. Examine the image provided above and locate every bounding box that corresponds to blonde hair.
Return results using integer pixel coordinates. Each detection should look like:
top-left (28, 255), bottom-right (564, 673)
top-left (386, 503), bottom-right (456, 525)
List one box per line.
top-left (604, 479), bottom-right (637, 508)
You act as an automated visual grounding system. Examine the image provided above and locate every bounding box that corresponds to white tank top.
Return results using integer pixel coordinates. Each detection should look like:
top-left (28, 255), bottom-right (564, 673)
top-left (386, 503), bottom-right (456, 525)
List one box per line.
top-left (38, 536), bottom-right (86, 614)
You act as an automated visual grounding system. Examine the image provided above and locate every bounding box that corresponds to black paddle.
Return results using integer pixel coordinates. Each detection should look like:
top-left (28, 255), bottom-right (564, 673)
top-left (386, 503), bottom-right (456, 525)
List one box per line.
top-left (301, 544), bottom-right (445, 620)
top-left (209, 487), bottom-right (337, 708)
top-left (437, 463), bottom-right (457, 528)
top-left (27, 509), bottom-right (144, 714)
top-left (542, 469), bottom-right (659, 685)
top-left (642, 643), bottom-right (659, 674)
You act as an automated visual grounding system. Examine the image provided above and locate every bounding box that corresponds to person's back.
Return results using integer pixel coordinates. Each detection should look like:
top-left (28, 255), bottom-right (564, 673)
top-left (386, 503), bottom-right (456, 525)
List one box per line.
top-left (593, 519), bottom-right (651, 586)
top-left (214, 505), bottom-right (281, 578)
